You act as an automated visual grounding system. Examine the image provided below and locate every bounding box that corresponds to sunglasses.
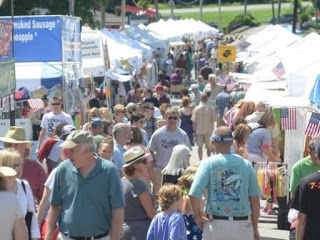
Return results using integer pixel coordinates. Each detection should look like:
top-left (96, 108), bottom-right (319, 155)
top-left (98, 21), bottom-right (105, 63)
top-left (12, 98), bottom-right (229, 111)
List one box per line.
top-left (13, 162), bottom-right (23, 168)
top-left (51, 103), bottom-right (61, 106)
top-left (146, 107), bottom-right (155, 110)
top-left (168, 116), bottom-right (178, 120)
top-left (138, 158), bottom-right (148, 165)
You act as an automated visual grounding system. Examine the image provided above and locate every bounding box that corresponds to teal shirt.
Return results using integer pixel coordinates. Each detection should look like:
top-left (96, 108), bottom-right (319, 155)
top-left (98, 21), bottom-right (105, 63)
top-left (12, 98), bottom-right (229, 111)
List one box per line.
top-left (289, 156), bottom-right (320, 193)
top-left (51, 157), bottom-right (124, 236)
top-left (189, 154), bottom-right (260, 217)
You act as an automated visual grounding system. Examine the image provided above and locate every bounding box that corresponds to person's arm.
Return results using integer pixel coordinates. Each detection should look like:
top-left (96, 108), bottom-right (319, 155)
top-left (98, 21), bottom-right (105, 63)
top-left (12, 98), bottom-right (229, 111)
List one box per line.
top-left (13, 217), bottom-right (28, 240)
top-left (139, 192), bottom-right (156, 219)
top-left (45, 205), bottom-right (61, 240)
top-left (296, 212), bottom-right (306, 240)
top-left (37, 187), bottom-right (51, 225)
top-left (189, 196), bottom-right (209, 230)
top-left (249, 196), bottom-right (260, 240)
top-left (109, 208), bottom-right (124, 240)
top-left (37, 128), bottom-right (47, 152)
top-left (263, 148), bottom-right (281, 162)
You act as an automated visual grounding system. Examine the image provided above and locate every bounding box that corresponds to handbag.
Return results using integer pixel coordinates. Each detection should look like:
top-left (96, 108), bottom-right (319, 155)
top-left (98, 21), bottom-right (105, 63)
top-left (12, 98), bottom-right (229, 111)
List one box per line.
top-left (21, 180), bottom-right (33, 240)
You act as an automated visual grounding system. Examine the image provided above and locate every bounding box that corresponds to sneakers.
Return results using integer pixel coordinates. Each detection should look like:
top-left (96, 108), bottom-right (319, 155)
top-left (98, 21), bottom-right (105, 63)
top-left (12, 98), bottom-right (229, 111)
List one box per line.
top-left (267, 209), bottom-right (278, 215)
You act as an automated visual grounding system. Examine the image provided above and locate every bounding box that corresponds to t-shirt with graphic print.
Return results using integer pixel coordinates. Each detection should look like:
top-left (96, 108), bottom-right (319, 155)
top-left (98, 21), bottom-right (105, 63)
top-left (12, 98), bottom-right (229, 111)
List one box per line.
top-left (40, 111), bottom-right (74, 144)
top-left (147, 126), bottom-right (191, 169)
top-left (189, 154), bottom-right (261, 217)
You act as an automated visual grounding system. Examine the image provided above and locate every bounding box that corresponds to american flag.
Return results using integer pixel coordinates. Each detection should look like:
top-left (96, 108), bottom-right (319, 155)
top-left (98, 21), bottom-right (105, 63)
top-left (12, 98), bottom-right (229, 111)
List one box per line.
top-left (305, 112), bottom-right (320, 138)
top-left (28, 99), bottom-right (44, 111)
top-left (272, 62), bottom-right (286, 78)
top-left (280, 108), bottom-right (296, 130)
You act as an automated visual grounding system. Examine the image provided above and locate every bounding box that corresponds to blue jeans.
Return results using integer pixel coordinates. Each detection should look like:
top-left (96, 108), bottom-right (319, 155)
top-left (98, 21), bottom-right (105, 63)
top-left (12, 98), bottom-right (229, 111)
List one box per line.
top-left (289, 228), bottom-right (296, 240)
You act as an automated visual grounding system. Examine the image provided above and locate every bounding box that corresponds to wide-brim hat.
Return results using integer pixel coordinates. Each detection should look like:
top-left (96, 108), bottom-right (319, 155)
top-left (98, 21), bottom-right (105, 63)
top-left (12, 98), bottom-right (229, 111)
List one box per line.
top-left (123, 146), bottom-right (150, 168)
top-left (0, 127), bottom-right (33, 147)
top-left (32, 86), bottom-right (48, 99)
top-left (0, 166), bottom-right (16, 177)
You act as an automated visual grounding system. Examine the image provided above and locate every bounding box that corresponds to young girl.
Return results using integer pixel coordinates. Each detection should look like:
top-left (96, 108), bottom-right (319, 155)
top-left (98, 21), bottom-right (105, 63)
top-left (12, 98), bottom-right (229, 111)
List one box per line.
top-left (178, 166), bottom-right (205, 240)
top-left (147, 184), bottom-right (187, 240)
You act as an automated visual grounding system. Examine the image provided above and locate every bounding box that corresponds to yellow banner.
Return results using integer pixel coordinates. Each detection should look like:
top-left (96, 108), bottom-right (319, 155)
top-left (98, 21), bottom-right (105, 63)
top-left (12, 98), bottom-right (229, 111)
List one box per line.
top-left (218, 45), bottom-right (236, 62)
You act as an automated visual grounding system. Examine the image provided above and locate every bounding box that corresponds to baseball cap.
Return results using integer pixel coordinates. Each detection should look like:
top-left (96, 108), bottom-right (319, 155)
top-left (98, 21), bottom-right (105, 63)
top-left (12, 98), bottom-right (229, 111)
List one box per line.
top-left (60, 130), bottom-right (93, 149)
top-left (61, 125), bottom-right (76, 138)
top-left (189, 84), bottom-right (199, 91)
top-left (90, 118), bottom-right (104, 128)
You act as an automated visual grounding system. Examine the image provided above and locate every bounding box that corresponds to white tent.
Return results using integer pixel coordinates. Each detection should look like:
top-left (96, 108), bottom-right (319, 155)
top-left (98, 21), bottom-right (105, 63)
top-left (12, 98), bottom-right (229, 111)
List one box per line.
top-left (100, 29), bottom-right (143, 70)
top-left (146, 18), bottom-right (218, 42)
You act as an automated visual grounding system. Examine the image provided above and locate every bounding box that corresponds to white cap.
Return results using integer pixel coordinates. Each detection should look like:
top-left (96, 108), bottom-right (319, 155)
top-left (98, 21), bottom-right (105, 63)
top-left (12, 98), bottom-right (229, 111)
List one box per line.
top-left (189, 84), bottom-right (199, 91)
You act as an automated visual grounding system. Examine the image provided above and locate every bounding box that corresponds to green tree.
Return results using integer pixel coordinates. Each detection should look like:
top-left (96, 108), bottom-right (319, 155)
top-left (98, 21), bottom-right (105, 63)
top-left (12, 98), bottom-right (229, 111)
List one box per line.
top-left (137, 0), bottom-right (150, 10)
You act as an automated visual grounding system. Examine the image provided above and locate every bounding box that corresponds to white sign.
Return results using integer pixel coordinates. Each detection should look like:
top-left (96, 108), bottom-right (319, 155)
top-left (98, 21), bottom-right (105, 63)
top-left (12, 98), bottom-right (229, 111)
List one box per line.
top-left (81, 38), bottom-right (101, 59)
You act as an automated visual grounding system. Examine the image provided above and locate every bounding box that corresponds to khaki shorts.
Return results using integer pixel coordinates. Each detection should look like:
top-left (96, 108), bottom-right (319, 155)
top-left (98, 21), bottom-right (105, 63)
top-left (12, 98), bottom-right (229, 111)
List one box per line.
top-left (196, 134), bottom-right (211, 149)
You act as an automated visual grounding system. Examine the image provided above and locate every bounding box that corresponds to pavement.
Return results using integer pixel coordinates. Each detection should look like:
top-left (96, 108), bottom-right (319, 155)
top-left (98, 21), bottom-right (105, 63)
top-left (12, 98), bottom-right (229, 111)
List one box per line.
top-left (159, 2), bottom-right (311, 14)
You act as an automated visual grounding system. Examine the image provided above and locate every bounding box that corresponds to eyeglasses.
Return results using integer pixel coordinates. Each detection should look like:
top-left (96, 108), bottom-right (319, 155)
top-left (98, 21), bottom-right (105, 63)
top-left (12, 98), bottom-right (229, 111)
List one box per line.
top-left (138, 158), bottom-right (148, 165)
top-left (139, 120), bottom-right (145, 123)
top-left (168, 116), bottom-right (178, 120)
top-left (119, 110), bottom-right (126, 113)
top-left (89, 115), bottom-right (96, 118)
top-left (146, 107), bottom-right (155, 110)
top-left (51, 103), bottom-right (61, 106)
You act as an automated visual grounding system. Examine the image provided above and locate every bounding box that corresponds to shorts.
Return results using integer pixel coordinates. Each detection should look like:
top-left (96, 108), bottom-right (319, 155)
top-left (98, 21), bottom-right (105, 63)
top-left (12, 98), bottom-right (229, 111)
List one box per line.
top-left (196, 134), bottom-right (211, 149)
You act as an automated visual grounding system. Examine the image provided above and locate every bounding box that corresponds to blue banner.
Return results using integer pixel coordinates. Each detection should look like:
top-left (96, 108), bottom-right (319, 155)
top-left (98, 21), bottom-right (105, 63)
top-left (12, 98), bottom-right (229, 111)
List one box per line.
top-left (0, 16), bottom-right (62, 62)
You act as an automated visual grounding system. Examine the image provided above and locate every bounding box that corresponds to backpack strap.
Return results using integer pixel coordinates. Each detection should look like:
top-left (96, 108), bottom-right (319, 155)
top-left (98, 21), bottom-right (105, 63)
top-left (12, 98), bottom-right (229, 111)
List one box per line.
top-left (21, 179), bottom-right (26, 194)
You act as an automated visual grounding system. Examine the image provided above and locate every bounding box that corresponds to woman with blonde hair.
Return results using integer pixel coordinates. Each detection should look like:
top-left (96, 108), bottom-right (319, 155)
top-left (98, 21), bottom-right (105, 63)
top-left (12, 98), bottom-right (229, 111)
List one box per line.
top-left (225, 100), bottom-right (255, 128)
top-left (113, 104), bottom-right (127, 124)
top-left (0, 149), bottom-right (40, 240)
top-left (82, 107), bottom-right (101, 132)
top-left (0, 166), bottom-right (28, 240)
top-left (99, 107), bottom-right (113, 122)
top-left (162, 144), bottom-right (191, 185)
top-left (246, 110), bottom-right (281, 167)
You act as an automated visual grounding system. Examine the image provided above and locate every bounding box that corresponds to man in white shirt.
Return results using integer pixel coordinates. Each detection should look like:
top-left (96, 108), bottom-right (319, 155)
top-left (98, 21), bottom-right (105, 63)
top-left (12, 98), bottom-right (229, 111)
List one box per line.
top-left (37, 97), bottom-right (74, 152)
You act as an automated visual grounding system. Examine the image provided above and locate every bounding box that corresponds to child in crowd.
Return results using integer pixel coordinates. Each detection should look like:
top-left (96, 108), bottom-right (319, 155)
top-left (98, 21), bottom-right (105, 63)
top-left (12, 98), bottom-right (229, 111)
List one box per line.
top-left (178, 165), bottom-right (205, 240)
top-left (147, 184), bottom-right (187, 240)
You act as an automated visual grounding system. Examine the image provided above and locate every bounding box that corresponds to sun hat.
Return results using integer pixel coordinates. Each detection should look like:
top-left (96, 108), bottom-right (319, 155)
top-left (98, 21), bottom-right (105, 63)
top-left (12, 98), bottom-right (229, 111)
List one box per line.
top-left (0, 127), bottom-right (33, 147)
top-left (61, 125), bottom-right (76, 138)
top-left (0, 166), bottom-right (16, 177)
top-left (90, 118), bottom-right (104, 128)
top-left (123, 146), bottom-right (150, 168)
top-left (189, 84), bottom-right (199, 91)
top-left (60, 130), bottom-right (93, 149)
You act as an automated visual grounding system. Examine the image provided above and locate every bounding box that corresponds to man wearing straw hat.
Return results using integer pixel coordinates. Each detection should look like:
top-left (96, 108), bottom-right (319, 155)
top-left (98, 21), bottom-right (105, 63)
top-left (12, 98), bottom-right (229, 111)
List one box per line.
top-left (46, 130), bottom-right (124, 240)
top-left (0, 126), bottom-right (47, 202)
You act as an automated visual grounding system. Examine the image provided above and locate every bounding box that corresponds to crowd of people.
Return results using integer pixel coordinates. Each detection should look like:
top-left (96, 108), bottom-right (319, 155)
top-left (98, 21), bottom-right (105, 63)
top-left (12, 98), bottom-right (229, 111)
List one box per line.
top-left (0, 36), bottom-right (319, 240)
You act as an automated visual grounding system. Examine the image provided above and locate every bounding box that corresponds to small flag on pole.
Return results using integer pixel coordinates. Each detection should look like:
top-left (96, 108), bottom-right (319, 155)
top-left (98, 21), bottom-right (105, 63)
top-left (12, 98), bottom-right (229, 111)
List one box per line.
top-left (272, 62), bottom-right (286, 78)
top-left (280, 108), bottom-right (296, 130)
top-left (305, 112), bottom-right (320, 138)
top-left (28, 99), bottom-right (44, 111)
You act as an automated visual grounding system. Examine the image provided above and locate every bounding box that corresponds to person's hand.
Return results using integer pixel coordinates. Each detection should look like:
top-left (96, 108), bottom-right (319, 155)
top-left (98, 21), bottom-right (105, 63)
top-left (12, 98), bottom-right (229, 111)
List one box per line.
top-left (253, 228), bottom-right (260, 240)
top-left (194, 214), bottom-right (211, 231)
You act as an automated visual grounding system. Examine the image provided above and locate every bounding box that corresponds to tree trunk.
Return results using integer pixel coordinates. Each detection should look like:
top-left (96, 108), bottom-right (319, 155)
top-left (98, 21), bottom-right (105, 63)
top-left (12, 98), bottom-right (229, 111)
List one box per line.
top-left (100, 0), bottom-right (106, 29)
top-left (244, 0), bottom-right (247, 15)
top-left (271, 0), bottom-right (276, 24)
top-left (277, 0), bottom-right (282, 24)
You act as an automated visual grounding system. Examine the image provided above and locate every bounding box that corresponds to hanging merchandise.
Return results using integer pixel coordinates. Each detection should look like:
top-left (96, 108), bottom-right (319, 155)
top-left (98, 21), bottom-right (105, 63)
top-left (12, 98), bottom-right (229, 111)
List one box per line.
top-left (257, 163), bottom-right (288, 201)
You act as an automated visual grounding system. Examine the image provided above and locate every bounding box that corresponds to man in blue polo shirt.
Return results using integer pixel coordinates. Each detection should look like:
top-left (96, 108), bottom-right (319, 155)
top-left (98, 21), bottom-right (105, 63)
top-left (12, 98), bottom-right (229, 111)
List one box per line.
top-left (189, 126), bottom-right (261, 240)
top-left (45, 130), bottom-right (124, 240)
